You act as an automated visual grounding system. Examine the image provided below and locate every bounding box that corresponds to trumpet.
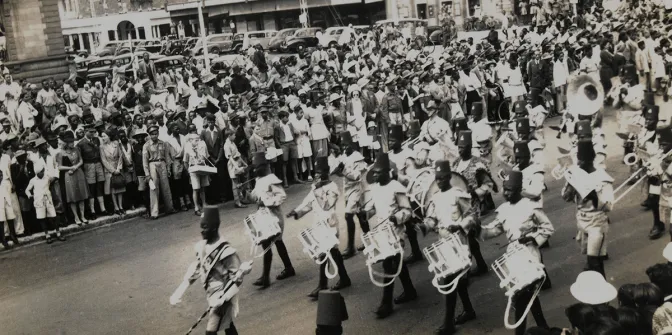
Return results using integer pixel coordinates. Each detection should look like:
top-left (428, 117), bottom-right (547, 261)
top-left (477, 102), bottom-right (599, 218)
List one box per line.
top-left (623, 152), bottom-right (639, 166)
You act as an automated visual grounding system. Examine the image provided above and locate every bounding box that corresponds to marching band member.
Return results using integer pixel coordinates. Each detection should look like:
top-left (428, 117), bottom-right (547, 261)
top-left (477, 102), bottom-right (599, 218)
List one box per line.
top-left (170, 206), bottom-right (253, 335)
top-left (657, 128), bottom-right (672, 242)
top-left (453, 130), bottom-right (493, 275)
top-left (513, 118), bottom-right (544, 167)
top-left (561, 140), bottom-right (614, 278)
top-left (571, 120), bottom-right (607, 170)
top-left (288, 157), bottom-right (352, 298)
top-left (363, 152), bottom-right (418, 319)
top-left (388, 124), bottom-right (423, 263)
top-left (640, 105), bottom-right (662, 214)
top-left (481, 170), bottom-right (553, 335)
top-left (402, 141), bottom-right (432, 181)
top-left (424, 160), bottom-right (478, 334)
top-left (513, 141), bottom-right (545, 206)
top-left (250, 152), bottom-right (296, 289)
top-left (642, 126), bottom-right (672, 240)
top-left (337, 131), bottom-right (370, 259)
top-left (469, 102), bottom-right (493, 164)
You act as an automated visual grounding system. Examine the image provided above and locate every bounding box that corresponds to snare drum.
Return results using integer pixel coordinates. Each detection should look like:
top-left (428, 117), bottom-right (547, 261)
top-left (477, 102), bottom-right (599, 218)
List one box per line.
top-left (299, 220), bottom-right (339, 262)
top-left (424, 234), bottom-right (472, 294)
top-left (407, 168), bottom-right (436, 213)
top-left (492, 243), bottom-right (545, 297)
top-left (492, 243), bottom-right (547, 329)
top-left (243, 207), bottom-right (282, 246)
top-left (362, 224), bottom-right (405, 287)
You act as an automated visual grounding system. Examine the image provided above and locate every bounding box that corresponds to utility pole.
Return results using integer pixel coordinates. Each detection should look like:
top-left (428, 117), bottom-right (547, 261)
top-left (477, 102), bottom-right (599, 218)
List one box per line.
top-left (198, 0), bottom-right (210, 70)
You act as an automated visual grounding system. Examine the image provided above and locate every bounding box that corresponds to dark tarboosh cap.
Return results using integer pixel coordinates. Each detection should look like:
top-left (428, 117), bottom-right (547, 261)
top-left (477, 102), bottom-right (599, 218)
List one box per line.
top-left (316, 290), bottom-right (348, 326)
top-left (576, 139), bottom-right (596, 161)
top-left (505, 169), bottom-right (523, 189)
top-left (513, 141), bottom-right (530, 158)
top-left (434, 160), bottom-right (452, 178)
top-left (201, 205), bottom-right (220, 230)
top-left (457, 130), bottom-right (472, 147)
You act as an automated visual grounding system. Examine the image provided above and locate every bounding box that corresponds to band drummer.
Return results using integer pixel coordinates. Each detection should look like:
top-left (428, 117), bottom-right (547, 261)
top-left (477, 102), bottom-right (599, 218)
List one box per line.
top-left (170, 206), bottom-right (253, 335)
top-left (561, 140), bottom-right (614, 278)
top-left (423, 160), bottom-right (478, 334)
top-left (639, 105), bottom-right (662, 215)
top-left (250, 152), bottom-right (296, 289)
top-left (388, 124), bottom-right (423, 264)
top-left (287, 156), bottom-right (352, 298)
top-left (481, 170), bottom-right (554, 335)
top-left (513, 141), bottom-right (545, 206)
top-left (363, 152), bottom-right (418, 319)
top-left (453, 130), bottom-right (493, 275)
top-left (337, 131), bottom-right (370, 259)
top-left (643, 126), bottom-right (672, 240)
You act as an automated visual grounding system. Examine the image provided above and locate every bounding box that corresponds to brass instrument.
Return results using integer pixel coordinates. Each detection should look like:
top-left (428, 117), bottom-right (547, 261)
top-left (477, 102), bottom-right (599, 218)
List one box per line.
top-left (567, 74), bottom-right (605, 117)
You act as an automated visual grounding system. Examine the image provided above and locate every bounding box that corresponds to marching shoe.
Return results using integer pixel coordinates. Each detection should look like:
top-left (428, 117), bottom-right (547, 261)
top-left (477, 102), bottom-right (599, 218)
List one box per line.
top-left (393, 290), bottom-right (417, 304)
top-left (375, 304), bottom-right (394, 319)
top-left (404, 253), bottom-right (423, 265)
top-left (341, 248), bottom-right (356, 260)
top-left (307, 286), bottom-right (326, 299)
top-left (331, 278), bottom-right (351, 290)
top-left (56, 234), bottom-right (67, 242)
top-left (434, 325), bottom-right (456, 335)
top-left (46, 235), bottom-right (54, 244)
top-left (356, 245), bottom-right (365, 252)
top-left (276, 268), bottom-right (296, 280)
top-left (1, 241), bottom-right (11, 250)
top-left (454, 310), bottom-right (476, 325)
top-left (253, 277), bottom-right (270, 289)
top-left (649, 226), bottom-right (665, 240)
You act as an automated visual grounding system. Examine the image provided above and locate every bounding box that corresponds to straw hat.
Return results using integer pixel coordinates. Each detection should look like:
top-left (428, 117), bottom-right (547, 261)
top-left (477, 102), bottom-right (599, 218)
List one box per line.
top-left (570, 271), bottom-right (617, 305)
top-left (328, 93), bottom-right (342, 103)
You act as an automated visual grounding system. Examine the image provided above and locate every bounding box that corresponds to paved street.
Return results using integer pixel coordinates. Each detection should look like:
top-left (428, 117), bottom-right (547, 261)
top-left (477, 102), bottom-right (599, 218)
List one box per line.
top-left (0, 108), bottom-right (670, 335)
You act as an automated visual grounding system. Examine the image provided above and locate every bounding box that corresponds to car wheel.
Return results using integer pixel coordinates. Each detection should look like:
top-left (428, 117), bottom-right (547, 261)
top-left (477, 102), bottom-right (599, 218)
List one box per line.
top-left (292, 43), bottom-right (305, 53)
top-left (234, 45), bottom-right (242, 53)
top-left (210, 47), bottom-right (220, 55)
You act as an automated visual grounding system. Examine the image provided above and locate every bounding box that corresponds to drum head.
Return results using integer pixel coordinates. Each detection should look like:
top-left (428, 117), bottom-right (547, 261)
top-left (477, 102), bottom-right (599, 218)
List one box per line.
top-left (450, 172), bottom-right (469, 193)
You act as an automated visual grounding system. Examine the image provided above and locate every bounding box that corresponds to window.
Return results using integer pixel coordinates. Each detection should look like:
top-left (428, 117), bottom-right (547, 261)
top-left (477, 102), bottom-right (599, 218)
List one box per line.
top-left (249, 33), bottom-right (265, 39)
top-left (269, 32), bottom-right (277, 37)
top-left (233, 34), bottom-right (244, 40)
top-left (329, 29), bottom-right (342, 35)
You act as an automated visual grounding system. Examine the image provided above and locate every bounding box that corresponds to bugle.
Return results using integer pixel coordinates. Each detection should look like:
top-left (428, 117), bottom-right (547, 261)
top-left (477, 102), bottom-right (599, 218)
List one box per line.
top-left (623, 152), bottom-right (639, 166)
top-left (614, 148), bottom-right (672, 204)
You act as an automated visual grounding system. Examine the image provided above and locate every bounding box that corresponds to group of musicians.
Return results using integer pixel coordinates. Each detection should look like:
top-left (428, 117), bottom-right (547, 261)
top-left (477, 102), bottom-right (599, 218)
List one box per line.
top-left (172, 73), bottom-right (672, 335)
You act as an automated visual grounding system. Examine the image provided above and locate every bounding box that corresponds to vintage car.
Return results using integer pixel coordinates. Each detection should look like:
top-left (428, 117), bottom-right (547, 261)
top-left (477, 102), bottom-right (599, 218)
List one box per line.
top-left (283, 27), bottom-right (323, 53)
top-left (268, 28), bottom-right (299, 53)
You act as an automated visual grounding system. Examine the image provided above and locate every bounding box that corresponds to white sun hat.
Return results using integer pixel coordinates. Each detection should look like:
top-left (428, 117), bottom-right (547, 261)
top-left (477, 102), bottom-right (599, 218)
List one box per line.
top-left (570, 271), bottom-right (617, 305)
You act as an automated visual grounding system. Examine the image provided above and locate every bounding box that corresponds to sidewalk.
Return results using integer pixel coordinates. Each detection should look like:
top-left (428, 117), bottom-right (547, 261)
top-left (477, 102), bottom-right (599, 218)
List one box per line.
top-left (2, 208), bottom-right (148, 252)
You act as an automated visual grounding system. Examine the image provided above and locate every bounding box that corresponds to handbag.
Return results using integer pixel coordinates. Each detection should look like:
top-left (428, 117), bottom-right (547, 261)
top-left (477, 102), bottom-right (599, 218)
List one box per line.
top-left (111, 173), bottom-right (125, 189)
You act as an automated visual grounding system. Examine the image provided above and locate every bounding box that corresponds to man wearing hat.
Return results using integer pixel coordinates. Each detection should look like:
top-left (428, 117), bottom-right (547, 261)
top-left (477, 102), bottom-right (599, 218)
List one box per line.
top-left (77, 123), bottom-right (108, 219)
top-left (561, 140), bottom-right (614, 278)
top-left (420, 100), bottom-right (454, 146)
top-left (170, 206), bottom-right (253, 335)
top-left (642, 126), bottom-right (672, 241)
top-left (165, 122), bottom-right (191, 212)
top-left (29, 137), bottom-right (66, 224)
top-left (363, 152), bottom-right (418, 319)
top-left (250, 152), bottom-right (296, 288)
top-left (469, 102), bottom-right (493, 164)
top-left (513, 141), bottom-right (545, 206)
top-left (337, 131), bottom-right (370, 259)
top-left (482, 168), bottom-right (554, 333)
top-left (571, 120), bottom-right (607, 170)
top-left (639, 105), bottom-right (661, 212)
top-left (142, 125), bottom-right (175, 219)
top-left (130, 129), bottom-right (150, 211)
top-left (423, 160), bottom-right (478, 333)
top-left (288, 156), bottom-right (352, 298)
top-left (452, 130), bottom-right (493, 275)
top-left (379, 76), bottom-right (403, 152)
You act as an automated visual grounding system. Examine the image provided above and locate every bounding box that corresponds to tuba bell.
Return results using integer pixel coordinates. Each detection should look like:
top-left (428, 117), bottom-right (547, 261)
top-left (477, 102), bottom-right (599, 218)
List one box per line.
top-left (623, 152), bottom-right (639, 166)
top-left (567, 74), bottom-right (605, 117)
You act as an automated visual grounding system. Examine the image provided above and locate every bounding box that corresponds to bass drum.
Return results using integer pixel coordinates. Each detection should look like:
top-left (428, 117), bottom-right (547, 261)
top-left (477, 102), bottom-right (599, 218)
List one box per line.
top-left (406, 168), bottom-right (436, 215)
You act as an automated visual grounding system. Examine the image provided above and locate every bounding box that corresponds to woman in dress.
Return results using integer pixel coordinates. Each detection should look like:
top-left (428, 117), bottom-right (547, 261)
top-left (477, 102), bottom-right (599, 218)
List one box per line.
top-left (100, 128), bottom-right (126, 215)
top-left (56, 130), bottom-right (90, 225)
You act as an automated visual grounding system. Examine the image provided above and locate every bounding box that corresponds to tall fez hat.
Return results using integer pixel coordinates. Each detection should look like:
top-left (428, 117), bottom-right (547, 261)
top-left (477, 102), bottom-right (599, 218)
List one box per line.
top-left (316, 290), bottom-right (349, 327)
top-left (623, 64), bottom-right (638, 83)
top-left (201, 205), bottom-right (221, 229)
top-left (408, 120), bottom-right (421, 139)
top-left (458, 130), bottom-right (473, 147)
top-left (453, 117), bottom-right (468, 133)
top-left (340, 131), bottom-right (353, 145)
top-left (373, 152), bottom-right (391, 170)
top-left (434, 160), bottom-right (452, 178)
top-left (514, 141), bottom-right (530, 158)
top-left (513, 100), bottom-right (527, 115)
top-left (576, 139), bottom-right (596, 161)
top-left (389, 124), bottom-right (403, 141)
top-left (516, 118), bottom-right (530, 135)
top-left (315, 156), bottom-right (330, 174)
top-left (644, 91), bottom-right (656, 106)
top-left (575, 120), bottom-right (593, 137)
top-left (505, 169), bottom-right (524, 189)
top-left (471, 101), bottom-right (484, 117)
top-left (645, 105), bottom-right (660, 121)
top-left (252, 151), bottom-right (268, 167)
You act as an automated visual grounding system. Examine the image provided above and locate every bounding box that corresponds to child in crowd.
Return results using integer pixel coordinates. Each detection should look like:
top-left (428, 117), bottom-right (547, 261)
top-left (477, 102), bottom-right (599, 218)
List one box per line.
top-left (25, 162), bottom-right (65, 244)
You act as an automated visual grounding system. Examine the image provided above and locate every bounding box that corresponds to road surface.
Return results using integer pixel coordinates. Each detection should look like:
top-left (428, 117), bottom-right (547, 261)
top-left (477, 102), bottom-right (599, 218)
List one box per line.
top-left (0, 107), bottom-right (669, 335)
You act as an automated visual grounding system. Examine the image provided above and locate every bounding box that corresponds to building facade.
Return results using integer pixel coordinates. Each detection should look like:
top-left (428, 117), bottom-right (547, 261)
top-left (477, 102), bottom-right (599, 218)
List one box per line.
top-left (1, 0), bottom-right (69, 82)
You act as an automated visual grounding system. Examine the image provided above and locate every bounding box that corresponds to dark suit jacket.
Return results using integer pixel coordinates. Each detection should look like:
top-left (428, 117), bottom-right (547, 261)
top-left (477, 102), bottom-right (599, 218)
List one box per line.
top-left (527, 59), bottom-right (548, 89)
top-left (200, 128), bottom-right (226, 159)
top-left (10, 161), bottom-right (35, 197)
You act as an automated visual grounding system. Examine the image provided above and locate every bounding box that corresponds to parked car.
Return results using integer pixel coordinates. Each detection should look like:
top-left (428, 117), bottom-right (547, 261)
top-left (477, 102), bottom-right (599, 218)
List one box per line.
top-left (319, 25), bottom-right (369, 47)
top-left (232, 30), bottom-right (278, 52)
top-left (154, 55), bottom-right (185, 73)
top-left (97, 41), bottom-right (126, 57)
top-left (268, 28), bottom-right (299, 53)
top-left (190, 33), bottom-right (234, 56)
top-left (86, 56), bottom-right (115, 79)
top-left (140, 39), bottom-right (163, 54)
top-left (283, 27), bottom-right (323, 53)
